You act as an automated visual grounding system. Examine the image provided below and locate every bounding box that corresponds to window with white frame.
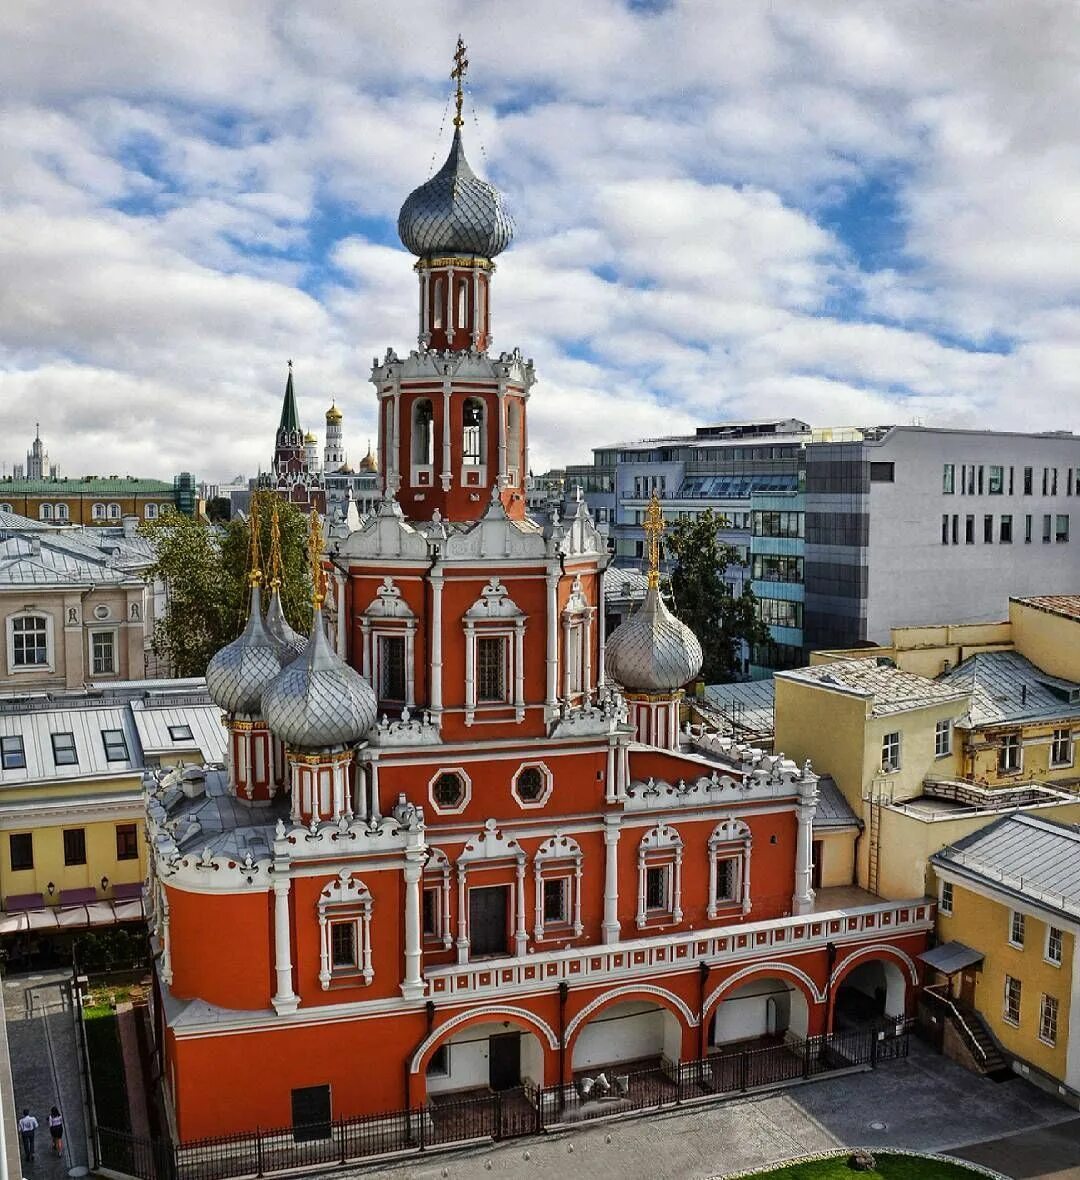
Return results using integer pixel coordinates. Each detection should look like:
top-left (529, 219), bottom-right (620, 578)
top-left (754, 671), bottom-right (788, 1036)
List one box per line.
top-left (1051, 728), bottom-right (1073, 768)
top-left (0, 504), bottom-right (11, 513)
top-left (377, 634), bottom-right (406, 703)
top-left (317, 871), bottom-right (373, 989)
top-left (9, 614), bottom-right (50, 669)
top-left (463, 579), bottom-right (526, 724)
top-left (708, 819), bottom-right (752, 918)
top-left (533, 833), bottom-right (583, 941)
top-left (360, 577), bottom-right (416, 711)
top-left (477, 635), bottom-right (507, 701)
top-left (107, 503), bottom-right (121, 519)
top-left (39, 503), bottom-right (52, 521)
top-left (92, 503), bottom-right (106, 520)
top-left (511, 762), bottom-right (552, 809)
top-left (91, 630), bottom-right (116, 675)
top-left (561, 577), bottom-right (593, 702)
top-left (636, 824), bottom-right (683, 929)
top-left (462, 397), bottom-right (485, 466)
top-left (881, 731), bottom-right (901, 773)
top-left (429, 769), bottom-right (470, 815)
top-left (55, 503), bottom-right (68, 521)
top-left (1040, 993), bottom-right (1059, 1045)
top-left (1046, 926), bottom-right (1064, 966)
top-left (939, 880), bottom-right (953, 915)
top-left (999, 733), bottom-right (1022, 773)
top-left (144, 503), bottom-right (159, 520)
top-left (1004, 975), bottom-right (1022, 1025)
top-left (1009, 910), bottom-right (1025, 948)
top-left (422, 847), bottom-right (452, 949)
top-left (934, 719), bottom-right (952, 758)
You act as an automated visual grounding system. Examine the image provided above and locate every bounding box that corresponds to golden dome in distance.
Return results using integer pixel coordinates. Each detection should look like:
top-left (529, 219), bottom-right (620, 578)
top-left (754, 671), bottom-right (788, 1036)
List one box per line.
top-left (326, 402), bottom-right (343, 422)
top-left (304, 431), bottom-right (317, 443)
top-left (359, 439), bottom-right (378, 473)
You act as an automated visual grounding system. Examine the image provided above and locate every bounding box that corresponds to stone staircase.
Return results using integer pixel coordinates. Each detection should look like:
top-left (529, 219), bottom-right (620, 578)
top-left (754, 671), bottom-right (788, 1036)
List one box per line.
top-left (926, 987), bottom-right (1014, 1082)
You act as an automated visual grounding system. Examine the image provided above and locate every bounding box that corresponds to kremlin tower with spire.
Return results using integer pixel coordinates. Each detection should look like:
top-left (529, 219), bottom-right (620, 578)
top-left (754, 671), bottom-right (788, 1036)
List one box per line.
top-left (146, 42), bottom-right (930, 1148)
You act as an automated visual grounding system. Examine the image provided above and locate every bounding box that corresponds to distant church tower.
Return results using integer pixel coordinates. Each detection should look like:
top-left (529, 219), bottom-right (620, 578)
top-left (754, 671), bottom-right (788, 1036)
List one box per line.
top-left (26, 425), bottom-right (55, 480)
top-left (268, 361), bottom-right (326, 512)
top-left (324, 403), bottom-right (346, 473)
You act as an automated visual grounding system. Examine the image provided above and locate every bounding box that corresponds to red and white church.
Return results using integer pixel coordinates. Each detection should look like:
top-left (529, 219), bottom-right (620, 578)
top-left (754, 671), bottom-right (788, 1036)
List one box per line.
top-left (147, 72), bottom-right (931, 1143)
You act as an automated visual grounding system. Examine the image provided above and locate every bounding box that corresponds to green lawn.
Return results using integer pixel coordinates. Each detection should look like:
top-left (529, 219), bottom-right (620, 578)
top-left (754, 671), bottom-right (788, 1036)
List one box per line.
top-left (82, 1008), bottom-right (131, 1133)
top-left (745, 1154), bottom-right (989, 1179)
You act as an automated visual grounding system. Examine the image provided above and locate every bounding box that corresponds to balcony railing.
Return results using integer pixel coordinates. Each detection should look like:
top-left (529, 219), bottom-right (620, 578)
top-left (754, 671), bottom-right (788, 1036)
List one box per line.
top-left (424, 898), bottom-right (932, 1001)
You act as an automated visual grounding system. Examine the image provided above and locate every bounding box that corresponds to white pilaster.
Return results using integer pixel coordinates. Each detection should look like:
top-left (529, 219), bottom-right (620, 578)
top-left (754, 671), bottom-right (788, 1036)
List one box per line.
top-left (430, 567), bottom-right (443, 719)
top-left (514, 859), bottom-right (527, 956)
top-left (441, 379), bottom-right (452, 491)
top-left (792, 772), bottom-right (819, 916)
top-left (456, 863), bottom-right (469, 964)
top-left (545, 570), bottom-right (559, 715)
top-left (271, 872), bottom-right (299, 1015)
top-left (601, 815), bottom-right (621, 944)
top-left (597, 567), bottom-right (606, 690)
top-left (401, 836), bottom-right (426, 999)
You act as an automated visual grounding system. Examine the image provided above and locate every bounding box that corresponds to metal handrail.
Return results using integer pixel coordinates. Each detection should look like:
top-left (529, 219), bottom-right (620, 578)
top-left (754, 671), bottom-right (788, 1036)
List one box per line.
top-left (924, 985), bottom-right (988, 1062)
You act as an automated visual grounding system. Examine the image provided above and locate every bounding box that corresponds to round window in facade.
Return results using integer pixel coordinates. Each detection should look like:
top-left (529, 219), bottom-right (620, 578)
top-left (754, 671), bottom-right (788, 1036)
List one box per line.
top-left (512, 762), bottom-right (552, 808)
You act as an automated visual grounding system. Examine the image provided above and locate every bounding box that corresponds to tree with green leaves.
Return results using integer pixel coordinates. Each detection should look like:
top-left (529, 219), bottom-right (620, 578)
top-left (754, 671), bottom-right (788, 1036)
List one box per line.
top-left (140, 493), bottom-right (313, 677)
top-left (665, 508), bottom-right (770, 684)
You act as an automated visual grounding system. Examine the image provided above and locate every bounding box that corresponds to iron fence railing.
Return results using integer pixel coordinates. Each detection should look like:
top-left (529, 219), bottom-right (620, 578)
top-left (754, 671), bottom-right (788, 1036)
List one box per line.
top-left (92, 1023), bottom-right (910, 1180)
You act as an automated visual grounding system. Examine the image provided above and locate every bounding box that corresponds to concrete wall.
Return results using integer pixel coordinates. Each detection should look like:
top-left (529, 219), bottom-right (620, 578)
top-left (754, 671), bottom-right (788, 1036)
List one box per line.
top-left (713, 979), bottom-right (807, 1043)
top-left (572, 1001), bottom-right (676, 1070)
top-left (1010, 600), bottom-right (1080, 682)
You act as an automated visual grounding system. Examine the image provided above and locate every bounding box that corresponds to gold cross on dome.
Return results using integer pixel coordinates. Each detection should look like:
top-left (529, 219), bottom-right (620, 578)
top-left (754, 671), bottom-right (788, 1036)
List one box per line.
top-left (451, 36), bottom-right (469, 128)
top-left (247, 493), bottom-right (262, 587)
top-left (309, 509), bottom-right (326, 609)
top-left (644, 493), bottom-right (664, 589)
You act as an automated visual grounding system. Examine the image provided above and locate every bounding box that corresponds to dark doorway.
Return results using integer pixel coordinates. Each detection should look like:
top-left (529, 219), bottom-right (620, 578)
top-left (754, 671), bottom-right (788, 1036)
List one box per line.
top-left (489, 1032), bottom-right (521, 1090)
top-left (291, 1084), bottom-right (331, 1142)
top-left (469, 886), bottom-right (509, 957)
top-left (811, 840), bottom-right (823, 891)
top-left (959, 970), bottom-right (977, 1009)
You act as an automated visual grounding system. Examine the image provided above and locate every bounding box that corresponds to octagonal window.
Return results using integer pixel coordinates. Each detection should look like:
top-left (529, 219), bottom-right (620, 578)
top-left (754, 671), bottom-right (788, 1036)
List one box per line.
top-left (432, 771), bottom-right (466, 810)
top-left (511, 762), bottom-right (552, 809)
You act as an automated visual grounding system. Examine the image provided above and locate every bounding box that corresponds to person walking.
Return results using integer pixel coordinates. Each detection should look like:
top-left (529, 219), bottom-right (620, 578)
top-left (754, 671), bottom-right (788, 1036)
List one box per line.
top-left (17, 1108), bottom-right (38, 1161)
top-left (48, 1106), bottom-right (63, 1157)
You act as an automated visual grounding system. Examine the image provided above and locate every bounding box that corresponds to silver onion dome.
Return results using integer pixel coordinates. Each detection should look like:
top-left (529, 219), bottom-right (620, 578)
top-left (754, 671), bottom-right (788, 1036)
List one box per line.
top-left (262, 608), bottom-right (377, 749)
top-left (604, 584), bottom-right (704, 694)
top-left (206, 586), bottom-right (284, 716)
top-left (265, 588), bottom-right (307, 664)
top-left (398, 129), bottom-right (514, 259)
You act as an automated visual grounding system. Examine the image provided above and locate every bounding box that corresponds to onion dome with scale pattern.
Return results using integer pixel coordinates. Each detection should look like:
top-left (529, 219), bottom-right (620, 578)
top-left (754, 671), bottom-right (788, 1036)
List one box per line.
top-left (265, 589), bottom-right (306, 664)
top-left (205, 584), bottom-right (284, 716)
top-left (262, 608), bottom-right (377, 749)
top-left (604, 583), bottom-right (703, 694)
top-left (397, 128), bottom-right (514, 259)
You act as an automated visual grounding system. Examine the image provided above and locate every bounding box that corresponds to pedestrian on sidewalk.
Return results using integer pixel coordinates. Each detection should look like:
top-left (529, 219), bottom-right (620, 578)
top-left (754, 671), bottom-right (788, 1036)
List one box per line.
top-left (18, 1108), bottom-right (38, 1161)
top-left (48, 1106), bottom-right (63, 1157)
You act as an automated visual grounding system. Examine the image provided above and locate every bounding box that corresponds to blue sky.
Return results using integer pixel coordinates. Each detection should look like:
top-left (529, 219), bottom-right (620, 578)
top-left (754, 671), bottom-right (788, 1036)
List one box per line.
top-left (1, 1), bottom-right (1078, 482)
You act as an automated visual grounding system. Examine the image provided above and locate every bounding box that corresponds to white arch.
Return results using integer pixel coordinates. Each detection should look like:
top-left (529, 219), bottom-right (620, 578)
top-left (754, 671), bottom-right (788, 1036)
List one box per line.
top-left (409, 1005), bottom-right (559, 1074)
top-left (705, 961), bottom-right (826, 1017)
top-left (830, 943), bottom-right (920, 991)
top-left (565, 983), bottom-right (697, 1045)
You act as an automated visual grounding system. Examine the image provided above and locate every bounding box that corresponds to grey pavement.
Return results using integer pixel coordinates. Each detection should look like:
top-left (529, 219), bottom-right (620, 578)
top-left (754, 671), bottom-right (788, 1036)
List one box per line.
top-left (4, 971), bottom-right (91, 1179)
top-left (950, 1120), bottom-right (1080, 1180)
top-left (330, 1040), bottom-right (1080, 1180)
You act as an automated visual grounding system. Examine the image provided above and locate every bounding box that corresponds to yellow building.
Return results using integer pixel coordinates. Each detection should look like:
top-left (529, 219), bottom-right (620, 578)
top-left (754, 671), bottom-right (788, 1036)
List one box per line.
top-left (929, 813), bottom-right (1080, 1103)
top-left (0, 476), bottom-right (190, 527)
top-left (0, 683), bottom-right (225, 943)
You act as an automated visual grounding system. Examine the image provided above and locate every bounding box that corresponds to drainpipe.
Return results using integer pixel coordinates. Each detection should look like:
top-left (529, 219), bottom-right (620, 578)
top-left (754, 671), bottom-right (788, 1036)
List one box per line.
top-left (404, 1000), bottom-right (437, 1110)
top-left (825, 941), bottom-right (838, 1032)
top-left (558, 982), bottom-right (569, 1113)
top-left (698, 960), bottom-right (710, 1087)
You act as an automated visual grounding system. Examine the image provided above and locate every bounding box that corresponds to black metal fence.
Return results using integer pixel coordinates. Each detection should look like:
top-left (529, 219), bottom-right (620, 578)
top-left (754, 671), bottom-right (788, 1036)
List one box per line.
top-left (95, 1022), bottom-right (910, 1180)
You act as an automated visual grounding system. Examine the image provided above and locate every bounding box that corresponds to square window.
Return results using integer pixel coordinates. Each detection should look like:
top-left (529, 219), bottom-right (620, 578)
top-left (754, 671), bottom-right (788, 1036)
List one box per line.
top-left (645, 865), bottom-right (669, 911)
top-left (330, 921), bottom-right (358, 969)
top-left (1009, 910), bottom-right (1025, 948)
top-left (116, 823), bottom-right (139, 861)
top-left (0, 735), bottom-right (26, 770)
top-left (377, 634), bottom-right (406, 702)
top-left (939, 880), bottom-right (953, 915)
top-left (92, 631), bottom-right (116, 675)
top-left (1047, 926), bottom-right (1063, 966)
top-left (1051, 728), bottom-right (1073, 767)
top-left (881, 732), bottom-right (901, 773)
top-left (1040, 994), bottom-right (1058, 1046)
top-left (51, 732), bottom-right (78, 767)
top-left (1004, 975), bottom-right (1022, 1025)
top-left (9, 833), bottom-right (33, 872)
top-left (934, 719), bottom-right (952, 757)
top-left (543, 878), bottom-right (569, 924)
top-left (101, 729), bottom-right (128, 763)
top-left (477, 635), bottom-right (508, 702)
top-left (869, 462), bottom-right (894, 482)
top-left (63, 828), bottom-right (87, 867)
top-left (168, 724), bottom-right (193, 742)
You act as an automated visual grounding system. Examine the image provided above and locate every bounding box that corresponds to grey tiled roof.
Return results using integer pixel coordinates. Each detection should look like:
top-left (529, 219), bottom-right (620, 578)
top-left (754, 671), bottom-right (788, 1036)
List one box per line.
top-left (813, 775), bottom-right (861, 831)
top-left (933, 813), bottom-right (1080, 917)
top-left (397, 129), bottom-right (514, 259)
top-left (704, 678), bottom-right (776, 736)
top-left (605, 584), bottom-right (703, 694)
top-left (777, 658), bottom-right (968, 717)
top-left (940, 650), bottom-right (1080, 726)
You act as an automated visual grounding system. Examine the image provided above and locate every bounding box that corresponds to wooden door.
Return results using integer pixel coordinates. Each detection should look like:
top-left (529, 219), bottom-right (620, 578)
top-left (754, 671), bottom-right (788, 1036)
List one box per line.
top-left (469, 886), bottom-right (509, 957)
top-left (291, 1084), bottom-right (331, 1142)
top-left (959, 971), bottom-right (977, 1009)
top-left (811, 841), bottom-right (823, 890)
top-left (489, 1033), bottom-right (521, 1091)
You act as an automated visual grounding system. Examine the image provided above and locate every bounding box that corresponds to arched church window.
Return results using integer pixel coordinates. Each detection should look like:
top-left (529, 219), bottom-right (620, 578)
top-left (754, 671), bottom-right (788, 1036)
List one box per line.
top-left (507, 400), bottom-right (522, 480)
top-left (457, 279), bottom-right (468, 328)
top-left (462, 398), bottom-right (484, 466)
top-left (39, 504), bottom-right (52, 521)
top-left (412, 399), bottom-right (434, 466)
top-left (433, 278), bottom-right (444, 329)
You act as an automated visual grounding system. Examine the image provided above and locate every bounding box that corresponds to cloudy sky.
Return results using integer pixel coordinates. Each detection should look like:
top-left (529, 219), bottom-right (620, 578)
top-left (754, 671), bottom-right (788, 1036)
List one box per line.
top-left (2, 1), bottom-right (1078, 483)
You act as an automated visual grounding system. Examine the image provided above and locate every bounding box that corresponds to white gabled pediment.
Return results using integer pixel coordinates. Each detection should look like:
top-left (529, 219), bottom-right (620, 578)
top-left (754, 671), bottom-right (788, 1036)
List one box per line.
top-left (363, 576), bottom-right (417, 619)
top-left (334, 495), bottom-right (430, 560)
top-left (465, 577), bottom-right (525, 620)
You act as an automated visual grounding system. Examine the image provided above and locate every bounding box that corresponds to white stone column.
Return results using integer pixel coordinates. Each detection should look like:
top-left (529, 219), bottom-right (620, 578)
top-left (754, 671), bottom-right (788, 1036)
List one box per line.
top-left (456, 864), bottom-right (469, 964)
top-left (603, 815), bottom-right (621, 944)
top-left (605, 743), bottom-right (617, 804)
top-left (430, 566), bottom-right (444, 720)
top-left (514, 859), bottom-right (527, 956)
top-left (401, 838), bottom-right (426, 1000)
top-left (159, 888), bottom-right (172, 986)
top-left (597, 568), bottom-right (606, 690)
top-left (464, 621), bottom-right (476, 725)
top-left (497, 384), bottom-right (508, 483)
top-left (441, 379), bottom-right (452, 492)
top-left (271, 872), bottom-right (300, 1015)
top-left (545, 570), bottom-right (559, 715)
top-left (561, 615), bottom-right (572, 702)
top-left (583, 609), bottom-right (593, 701)
top-left (513, 621), bottom-right (525, 722)
top-left (368, 758), bottom-right (381, 821)
top-left (792, 771), bottom-right (819, 916)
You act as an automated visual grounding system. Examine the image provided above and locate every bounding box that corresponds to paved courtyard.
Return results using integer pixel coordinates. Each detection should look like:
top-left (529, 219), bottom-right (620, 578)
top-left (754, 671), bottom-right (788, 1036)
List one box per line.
top-left (334, 1040), bottom-right (1079, 1179)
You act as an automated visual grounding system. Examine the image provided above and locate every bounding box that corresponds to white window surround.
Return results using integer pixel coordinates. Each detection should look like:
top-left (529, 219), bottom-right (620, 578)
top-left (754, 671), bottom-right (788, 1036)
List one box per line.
top-left (463, 579), bottom-right (525, 725)
top-left (533, 832), bottom-right (583, 941)
top-left (881, 731), bottom-right (901, 773)
top-left (39, 503), bottom-right (52, 521)
top-left (1008, 909), bottom-right (1025, 949)
top-left (1045, 925), bottom-right (1064, 967)
top-left (636, 823), bottom-right (683, 930)
top-left (708, 819), bottom-right (752, 918)
top-left (422, 847), bottom-right (453, 950)
top-left (999, 732), bottom-right (1022, 773)
top-left (934, 719), bottom-right (952, 758)
top-left (89, 627), bottom-right (118, 676)
top-left (360, 577), bottom-right (417, 710)
top-left (427, 766), bottom-right (472, 816)
top-left (6, 611), bottom-right (54, 675)
top-left (1050, 728), bottom-right (1074, 768)
top-left (456, 818), bottom-right (527, 962)
top-left (560, 576), bottom-right (594, 704)
top-left (107, 503), bottom-right (121, 519)
top-left (939, 880), bottom-right (953, 915)
top-left (92, 503), bottom-right (106, 520)
top-left (317, 870), bottom-right (373, 990)
top-left (511, 760), bottom-right (553, 810)
top-left (144, 503), bottom-right (159, 520)
top-left (1040, 993), bottom-right (1059, 1046)
top-left (1003, 975), bottom-right (1021, 1025)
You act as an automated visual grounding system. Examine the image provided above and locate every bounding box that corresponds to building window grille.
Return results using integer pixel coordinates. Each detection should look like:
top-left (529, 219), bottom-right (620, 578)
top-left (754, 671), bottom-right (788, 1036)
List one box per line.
top-left (116, 823), bottom-right (139, 861)
top-left (1000, 515), bottom-right (1012, 544)
top-left (462, 398), bottom-right (484, 465)
top-left (101, 729), bottom-right (128, 762)
top-left (645, 865), bottom-right (669, 911)
top-left (934, 720), bottom-right (952, 757)
top-left (9, 833), bottom-right (33, 872)
top-left (0, 735), bottom-right (26, 770)
top-left (1004, 975), bottom-right (1022, 1025)
top-left (12, 616), bottom-right (48, 667)
top-left (942, 464), bottom-right (955, 494)
top-left (63, 827), bottom-right (87, 867)
top-left (939, 880), bottom-right (953, 915)
top-left (514, 766), bottom-right (546, 803)
top-left (1009, 910), bottom-right (1025, 948)
top-left (92, 631), bottom-right (116, 675)
top-left (330, 921), bottom-right (358, 970)
top-left (1040, 994), bottom-right (1058, 1045)
top-left (1047, 926), bottom-right (1064, 966)
top-left (1051, 728), bottom-right (1073, 767)
top-left (477, 635), bottom-right (507, 702)
top-left (999, 733), bottom-right (1022, 773)
top-left (1023, 467), bottom-right (1033, 495)
top-left (542, 877), bottom-right (569, 925)
top-left (51, 732), bottom-right (78, 767)
top-left (432, 771), bottom-right (467, 810)
top-left (881, 731), bottom-right (901, 773)
top-left (988, 466), bottom-right (1003, 494)
top-left (377, 634), bottom-right (406, 703)
top-left (714, 857), bottom-right (738, 904)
